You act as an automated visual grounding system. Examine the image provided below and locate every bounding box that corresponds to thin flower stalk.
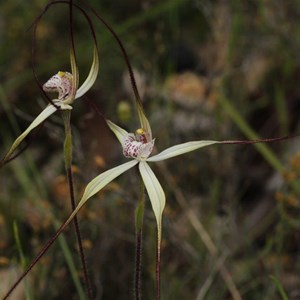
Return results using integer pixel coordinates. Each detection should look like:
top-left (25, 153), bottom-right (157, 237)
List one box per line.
top-left (62, 110), bottom-right (93, 299)
top-left (134, 179), bottom-right (145, 300)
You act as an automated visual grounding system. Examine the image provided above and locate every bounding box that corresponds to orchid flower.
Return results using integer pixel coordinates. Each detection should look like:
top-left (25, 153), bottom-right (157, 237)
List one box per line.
top-left (61, 110), bottom-right (221, 248)
top-left (3, 47), bottom-right (99, 161)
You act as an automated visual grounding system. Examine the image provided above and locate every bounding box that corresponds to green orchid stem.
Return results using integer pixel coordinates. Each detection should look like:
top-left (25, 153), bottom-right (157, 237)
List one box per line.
top-left (134, 180), bottom-right (145, 300)
top-left (61, 111), bottom-right (93, 300)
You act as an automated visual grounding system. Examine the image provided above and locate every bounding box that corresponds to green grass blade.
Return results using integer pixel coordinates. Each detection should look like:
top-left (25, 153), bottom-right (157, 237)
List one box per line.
top-left (270, 275), bottom-right (289, 300)
top-left (219, 94), bottom-right (285, 173)
top-left (13, 222), bottom-right (33, 300)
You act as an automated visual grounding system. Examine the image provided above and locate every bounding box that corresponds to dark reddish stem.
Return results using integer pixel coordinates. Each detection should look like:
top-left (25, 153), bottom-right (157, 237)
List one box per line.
top-left (219, 134), bottom-right (299, 145)
top-left (30, 0), bottom-right (98, 109)
top-left (78, 0), bottom-right (144, 110)
top-left (134, 181), bottom-right (145, 300)
top-left (0, 123), bottom-right (44, 168)
top-left (31, 6), bottom-right (59, 109)
top-left (66, 166), bottom-right (94, 299)
top-left (3, 221), bottom-right (69, 299)
top-left (134, 229), bottom-right (143, 300)
top-left (62, 111), bottom-right (93, 300)
top-left (156, 244), bottom-right (161, 300)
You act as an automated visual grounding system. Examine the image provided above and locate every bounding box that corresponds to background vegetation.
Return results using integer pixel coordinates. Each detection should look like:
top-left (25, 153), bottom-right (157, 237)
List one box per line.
top-left (0, 0), bottom-right (300, 299)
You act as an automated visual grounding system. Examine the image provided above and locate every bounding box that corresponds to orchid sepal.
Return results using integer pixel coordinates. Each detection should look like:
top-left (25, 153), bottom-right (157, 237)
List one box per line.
top-left (137, 104), bottom-right (152, 141)
top-left (58, 160), bottom-right (139, 241)
top-left (147, 140), bottom-right (220, 162)
top-left (106, 120), bottom-right (129, 144)
top-left (70, 47), bottom-right (79, 100)
top-left (75, 46), bottom-right (99, 99)
top-left (4, 104), bottom-right (58, 161)
top-left (78, 159), bottom-right (139, 209)
top-left (139, 161), bottom-right (165, 243)
top-left (61, 160), bottom-right (139, 230)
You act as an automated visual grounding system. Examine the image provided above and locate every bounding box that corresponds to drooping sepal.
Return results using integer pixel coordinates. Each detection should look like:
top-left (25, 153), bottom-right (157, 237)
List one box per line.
top-left (72, 160), bottom-right (139, 215)
top-left (3, 105), bottom-right (58, 161)
top-left (138, 161), bottom-right (165, 245)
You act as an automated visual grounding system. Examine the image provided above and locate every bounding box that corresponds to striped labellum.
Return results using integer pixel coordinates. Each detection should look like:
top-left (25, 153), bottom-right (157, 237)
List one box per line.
top-left (43, 71), bottom-right (74, 100)
top-left (122, 128), bottom-right (155, 161)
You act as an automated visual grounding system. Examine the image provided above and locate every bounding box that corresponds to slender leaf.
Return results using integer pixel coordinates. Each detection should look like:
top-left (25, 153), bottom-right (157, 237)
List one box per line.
top-left (270, 276), bottom-right (289, 300)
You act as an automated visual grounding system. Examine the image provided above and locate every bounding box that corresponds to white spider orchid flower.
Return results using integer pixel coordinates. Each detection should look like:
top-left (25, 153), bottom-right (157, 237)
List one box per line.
top-left (4, 47), bottom-right (99, 161)
top-left (63, 116), bottom-right (220, 245)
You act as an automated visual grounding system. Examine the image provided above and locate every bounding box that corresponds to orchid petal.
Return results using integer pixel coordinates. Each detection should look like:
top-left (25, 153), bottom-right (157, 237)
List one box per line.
top-left (147, 140), bottom-right (220, 162)
top-left (49, 159), bottom-right (139, 240)
top-left (4, 104), bottom-right (58, 160)
top-left (77, 159), bottom-right (138, 212)
top-left (137, 104), bottom-right (152, 140)
top-left (70, 48), bottom-right (79, 97)
top-left (106, 120), bottom-right (129, 145)
top-left (75, 46), bottom-right (99, 99)
top-left (139, 161), bottom-right (165, 244)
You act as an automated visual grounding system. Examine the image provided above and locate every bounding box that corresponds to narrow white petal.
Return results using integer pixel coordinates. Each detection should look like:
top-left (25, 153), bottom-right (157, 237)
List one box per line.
top-left (4, 105), bottom-right (57, 160)
top-left (75, 47), bottom-right (99, 99)
top-left (139, 161), bottom-right (165, 243)
top-left (70, 48), bottom-right (79, 96)
top-left (62, 160), bottom-right (138, 232)
top-left (137, 104), bottom-right (152, 140)
top-left (147, 140), bottom-right (220, 162)
top-left (106, 120), bottom-right (129, 144)
top-left (79, 159), bottom-right (138, 210)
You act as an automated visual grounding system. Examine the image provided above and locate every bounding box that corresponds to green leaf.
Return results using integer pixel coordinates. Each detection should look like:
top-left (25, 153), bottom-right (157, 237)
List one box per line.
top-left (147, 140), bottom-right (220, 162)
top-left (4, 105), bottom-right (57, 161)
top-left (138, 161), bottom-right (165, 244)
top-left (106, 120), bottom-right (129, 144)
top-left (270, 276), bottom-right (289, 300)
top-left (75, 46), bottom-right (99, 99)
